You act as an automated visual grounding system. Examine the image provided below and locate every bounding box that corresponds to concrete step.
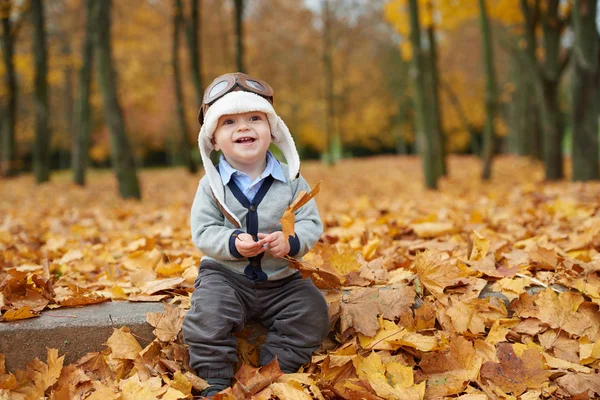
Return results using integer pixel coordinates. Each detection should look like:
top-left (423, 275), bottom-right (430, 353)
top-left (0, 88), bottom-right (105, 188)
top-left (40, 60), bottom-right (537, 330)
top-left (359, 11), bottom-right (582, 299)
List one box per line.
top-left (0, 301), bottom-right (164, 372)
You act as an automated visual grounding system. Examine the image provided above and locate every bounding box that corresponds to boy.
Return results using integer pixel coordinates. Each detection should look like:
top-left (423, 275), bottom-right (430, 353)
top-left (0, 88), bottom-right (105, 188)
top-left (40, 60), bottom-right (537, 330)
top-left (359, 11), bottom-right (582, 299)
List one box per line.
top-left (182, 72), bottom-right (330, 397)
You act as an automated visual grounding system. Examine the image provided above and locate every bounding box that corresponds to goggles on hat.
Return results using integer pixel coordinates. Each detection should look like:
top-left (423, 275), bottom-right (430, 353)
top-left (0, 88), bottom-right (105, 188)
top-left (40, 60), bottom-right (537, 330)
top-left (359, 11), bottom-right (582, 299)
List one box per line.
top-left (198, 72), bottom-right (274, 125)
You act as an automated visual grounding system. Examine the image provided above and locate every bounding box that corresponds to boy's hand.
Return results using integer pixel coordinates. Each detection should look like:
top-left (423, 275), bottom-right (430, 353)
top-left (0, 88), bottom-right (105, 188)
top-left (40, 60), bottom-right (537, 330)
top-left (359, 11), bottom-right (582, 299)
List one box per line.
top-left (257, 231), bottom-right (291, 258)
top-left (235, 233), bottom-right (266, 258)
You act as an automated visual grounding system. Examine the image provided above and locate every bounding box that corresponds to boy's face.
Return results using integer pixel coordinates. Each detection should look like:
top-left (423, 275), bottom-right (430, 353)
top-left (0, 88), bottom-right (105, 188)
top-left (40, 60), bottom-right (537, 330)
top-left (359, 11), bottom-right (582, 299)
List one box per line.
top-left (213, 111), bottom-right (272, 169)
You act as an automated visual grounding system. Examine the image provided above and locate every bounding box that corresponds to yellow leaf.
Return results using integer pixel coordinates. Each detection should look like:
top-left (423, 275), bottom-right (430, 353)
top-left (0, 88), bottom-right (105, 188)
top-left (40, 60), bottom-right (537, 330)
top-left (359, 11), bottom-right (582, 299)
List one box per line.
top-left (26, 348), bottom-right (64, 392)
top-left (86, 382), bottom-right (120, 400)
top-left (1, 305), bottom-right (38, 321)
top-left (105, 327), bottom-right (143, 360)
top-left (411, 222), bottom-right (455, 238)
top-left (469, 230), bottom-right (489, 261)
top-left (166, 371), bottom-right (192, 395)
top-left (162, 387), bottom-right (187, 400)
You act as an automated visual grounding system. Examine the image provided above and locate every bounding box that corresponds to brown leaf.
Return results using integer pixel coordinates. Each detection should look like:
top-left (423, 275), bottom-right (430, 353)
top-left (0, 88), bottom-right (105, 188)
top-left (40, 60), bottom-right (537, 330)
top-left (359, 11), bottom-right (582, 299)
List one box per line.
top-left (232, 358), bottom-right (284, 397)
top-left (419, 335), bottom-right (479, 398)
top-left (75, 351), bottom-right (114, 382)
top-left (556, 372), bottom-right (600, 397)
top-left (480, 343), bottom-right (551, 395)
top-left (340, 288), bottom-right (380, 337)
top-left (146, 303), bottom-right (185, 342)
top-left (26, 348), bottom-right (65, 392)
top-left (377, 285), bottom-right (415, 320)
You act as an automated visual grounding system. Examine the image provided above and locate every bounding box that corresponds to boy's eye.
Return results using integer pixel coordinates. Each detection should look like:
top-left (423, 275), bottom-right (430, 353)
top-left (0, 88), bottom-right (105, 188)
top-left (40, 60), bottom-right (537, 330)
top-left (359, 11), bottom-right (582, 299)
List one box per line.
top-left (223, 119), bottom-right (234, 125)
top-left (250, 115), bottom-right (261, 121)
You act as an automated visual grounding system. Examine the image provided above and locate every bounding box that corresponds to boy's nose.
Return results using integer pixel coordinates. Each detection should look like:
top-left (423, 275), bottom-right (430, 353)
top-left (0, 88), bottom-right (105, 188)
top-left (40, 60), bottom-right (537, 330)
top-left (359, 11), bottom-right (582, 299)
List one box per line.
top-left (237, 121), bottom-right (250, 131)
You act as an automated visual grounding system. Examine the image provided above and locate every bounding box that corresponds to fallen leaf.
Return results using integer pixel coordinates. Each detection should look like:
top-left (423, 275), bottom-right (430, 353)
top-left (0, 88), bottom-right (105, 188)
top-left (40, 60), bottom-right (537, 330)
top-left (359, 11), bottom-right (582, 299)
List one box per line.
top-left (1, 305), bottom-right (39, 321)
top-left (480, 343), bottom-right (550, 395)
top-left (146, 303), bottom-right (185, 342)
top-left (105, 327), bottom-right (143, 360)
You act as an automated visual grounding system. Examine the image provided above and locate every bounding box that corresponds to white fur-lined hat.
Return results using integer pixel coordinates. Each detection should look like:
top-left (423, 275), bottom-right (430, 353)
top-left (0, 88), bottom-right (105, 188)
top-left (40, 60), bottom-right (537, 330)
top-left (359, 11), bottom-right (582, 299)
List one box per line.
top-left (198, 90), bottom-right (300, 228)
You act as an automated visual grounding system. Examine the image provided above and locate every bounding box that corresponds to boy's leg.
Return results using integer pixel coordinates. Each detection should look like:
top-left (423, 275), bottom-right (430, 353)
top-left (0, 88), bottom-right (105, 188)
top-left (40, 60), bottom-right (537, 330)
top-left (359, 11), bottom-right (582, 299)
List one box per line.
top-left (257, 274), bottom-right (330, 373)
top-left (182, 263), bottom-right (249, 383)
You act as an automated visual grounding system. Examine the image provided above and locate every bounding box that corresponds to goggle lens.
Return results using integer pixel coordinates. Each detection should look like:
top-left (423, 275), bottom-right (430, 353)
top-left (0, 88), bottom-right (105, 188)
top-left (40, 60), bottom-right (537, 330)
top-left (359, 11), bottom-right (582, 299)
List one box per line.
top-left (245, 79), bottom-right (265, 91)
top-left (208, 81), bottom-right (229, 99)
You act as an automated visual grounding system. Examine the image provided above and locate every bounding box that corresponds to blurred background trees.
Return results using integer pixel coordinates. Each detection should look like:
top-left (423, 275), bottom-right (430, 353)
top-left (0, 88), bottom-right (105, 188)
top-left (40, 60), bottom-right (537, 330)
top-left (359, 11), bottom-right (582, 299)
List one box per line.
top-left (0, 0), bottom-right (599, 195)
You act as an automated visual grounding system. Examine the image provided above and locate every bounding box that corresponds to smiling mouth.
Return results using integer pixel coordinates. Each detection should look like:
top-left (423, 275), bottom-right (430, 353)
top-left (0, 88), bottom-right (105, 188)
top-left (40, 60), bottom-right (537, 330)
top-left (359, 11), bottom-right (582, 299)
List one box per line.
top-left (235, 137), bottom-right (256, 144)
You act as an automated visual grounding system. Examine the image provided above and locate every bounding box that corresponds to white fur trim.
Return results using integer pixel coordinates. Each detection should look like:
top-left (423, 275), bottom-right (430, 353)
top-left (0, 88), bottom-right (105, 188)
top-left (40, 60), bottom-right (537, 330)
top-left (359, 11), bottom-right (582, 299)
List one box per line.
top-left (198, 91), bottom-right (300, 227)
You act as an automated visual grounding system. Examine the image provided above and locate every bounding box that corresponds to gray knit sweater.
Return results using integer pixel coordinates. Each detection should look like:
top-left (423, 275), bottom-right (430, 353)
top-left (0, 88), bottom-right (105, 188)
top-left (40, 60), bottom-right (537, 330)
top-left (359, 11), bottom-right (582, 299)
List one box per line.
top-left (190, 163), bottom-right (323, 281)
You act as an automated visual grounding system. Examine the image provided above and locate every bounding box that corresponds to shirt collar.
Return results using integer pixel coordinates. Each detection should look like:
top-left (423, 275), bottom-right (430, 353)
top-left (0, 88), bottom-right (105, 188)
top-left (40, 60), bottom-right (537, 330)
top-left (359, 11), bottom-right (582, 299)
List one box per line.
top-left (218, 151), bottom-right (287, 185)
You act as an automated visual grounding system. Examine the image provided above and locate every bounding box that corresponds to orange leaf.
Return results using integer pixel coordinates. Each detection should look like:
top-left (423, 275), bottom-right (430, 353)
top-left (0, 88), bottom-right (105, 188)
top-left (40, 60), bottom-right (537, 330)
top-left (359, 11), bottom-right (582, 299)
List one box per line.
top-left (279, 181), bottom-right (321, 239)
top-left (1, 305), bottom-right (39, 321)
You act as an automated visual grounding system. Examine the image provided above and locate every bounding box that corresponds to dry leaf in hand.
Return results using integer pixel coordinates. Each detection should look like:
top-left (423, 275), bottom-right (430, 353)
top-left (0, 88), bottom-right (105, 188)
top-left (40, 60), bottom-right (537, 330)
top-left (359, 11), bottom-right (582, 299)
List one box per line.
top-left (280, 181), bottom-right (321, 239)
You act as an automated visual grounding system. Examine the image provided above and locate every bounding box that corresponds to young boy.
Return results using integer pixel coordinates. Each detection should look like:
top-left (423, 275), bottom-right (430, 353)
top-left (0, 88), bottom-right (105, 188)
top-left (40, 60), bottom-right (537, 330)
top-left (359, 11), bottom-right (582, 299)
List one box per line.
top-left (182, 72), bottom-right (330, 397)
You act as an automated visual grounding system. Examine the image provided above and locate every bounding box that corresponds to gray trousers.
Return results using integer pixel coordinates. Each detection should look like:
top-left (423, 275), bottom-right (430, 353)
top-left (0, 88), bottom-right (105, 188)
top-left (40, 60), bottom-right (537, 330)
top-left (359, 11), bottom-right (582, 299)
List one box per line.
top-left (182, 260), bottom-right (330, 380)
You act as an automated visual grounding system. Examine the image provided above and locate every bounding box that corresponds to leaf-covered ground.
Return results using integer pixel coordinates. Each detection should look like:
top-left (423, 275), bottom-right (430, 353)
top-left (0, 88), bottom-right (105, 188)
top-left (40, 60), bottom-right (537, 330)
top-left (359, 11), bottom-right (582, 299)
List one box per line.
top-left (2, 156), bottom-right (600, 399)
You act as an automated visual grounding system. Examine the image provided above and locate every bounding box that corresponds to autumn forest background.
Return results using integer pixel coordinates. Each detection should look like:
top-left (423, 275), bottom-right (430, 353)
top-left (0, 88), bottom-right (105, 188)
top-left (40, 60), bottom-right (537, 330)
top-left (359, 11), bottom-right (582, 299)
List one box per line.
top-left (2, 0), bottom-right (600, 399)
top-left (1, 0), bottom-right (598, 189)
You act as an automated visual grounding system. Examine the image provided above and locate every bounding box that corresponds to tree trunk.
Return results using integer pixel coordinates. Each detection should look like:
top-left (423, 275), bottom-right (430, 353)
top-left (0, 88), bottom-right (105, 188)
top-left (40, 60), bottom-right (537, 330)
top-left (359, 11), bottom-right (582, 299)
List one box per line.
top-left (184, 0), bottom-right (203, 108)
top-left (426, 16), bottom-right (446, 177)
top-left (1, 0), bottom-right (17, 177)
top-left (174, 0), bottom-right (195, 173)
top-left (94, 0), bottom-right (141, 198)
top-left (478, 0), bottom-right (497, 181)
top-left (322, 0), bottom-right (340, 165)
top-left (31, 0), bottom-right (51, 183)
top-left (571, 0), bottom-right (599, 181)
top-left (72, 0), bottom-right (95, 186)
top-left (61, 39), bottom-right (74, 170)
top-left (233, 0), bottom-right (244, 72)
top-left (408, 0), bottom-right (437, 189)
top-left (539, 0), bottom-right (564, 180)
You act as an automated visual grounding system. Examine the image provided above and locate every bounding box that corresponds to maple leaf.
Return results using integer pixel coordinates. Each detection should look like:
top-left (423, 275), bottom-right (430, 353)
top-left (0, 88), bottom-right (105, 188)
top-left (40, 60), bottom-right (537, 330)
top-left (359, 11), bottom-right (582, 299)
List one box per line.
top-left (75, 351), bottom-right (115, 382)
top-left (378, 285), bottom-right (416, 320)
top-left (340, 288), bottom-right (380, 337)
top-left (25, 348), bottom-right (64, 392)
top-left (118, 373), bottom-right (165, 399)
top-left (414, 251), bottom-right (466, 299)
top-left (105, 327), bottom-right (143, 360)
top-left (480, 343), bottom-right (551, 395)
top-left (556, 372), bottom-right (600, 397)
top-left (58, 292), bottom-right (108, 307)
top-left (279, 181), bottom-right (321, 239)
top-left (231, 358), bottom-right (284, 397)
top-left (419, 335), bottom-right (480, 398)
top-left (0, 353), bottom-right (17, 390)
top-left (353, 352), bottom-right (425, 400)
top-left (446, 298), bottom-right (507, 335)
top-left (146, 303), bottom-right (185, 342)
top-left (140, 277), bottom-right (185, 295)
top-left (516, 288), bottom-right (597, 339)
top-left (1, 305), bottom-right (39, 321)
top-left (82, 381), bottom-right (120, 400)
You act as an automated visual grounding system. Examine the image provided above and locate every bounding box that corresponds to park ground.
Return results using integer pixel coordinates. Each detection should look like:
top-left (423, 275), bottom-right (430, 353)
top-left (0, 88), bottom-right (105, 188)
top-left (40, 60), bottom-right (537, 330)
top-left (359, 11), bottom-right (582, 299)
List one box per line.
top-left (1, 155), bottom-right (600, 399)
